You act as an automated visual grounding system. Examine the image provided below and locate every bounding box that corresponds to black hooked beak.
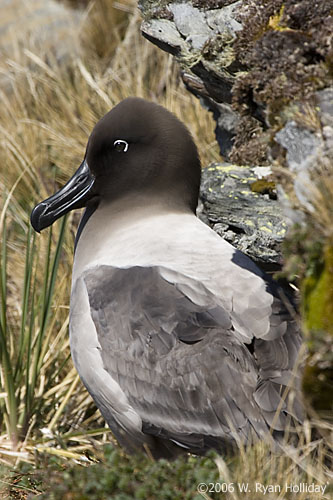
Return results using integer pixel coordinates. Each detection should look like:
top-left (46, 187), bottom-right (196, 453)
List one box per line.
top-left (30, 160), bottom-right (96, 232)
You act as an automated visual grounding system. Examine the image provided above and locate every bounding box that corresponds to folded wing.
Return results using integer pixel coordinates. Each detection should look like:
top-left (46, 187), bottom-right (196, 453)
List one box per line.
top-left (73, 263), bottom-right (303, 456)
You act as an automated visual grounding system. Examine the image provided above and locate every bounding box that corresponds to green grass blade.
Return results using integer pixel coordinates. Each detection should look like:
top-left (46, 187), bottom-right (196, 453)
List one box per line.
top-left (0, 217), bottom-right (8, 335)
top-left (19, 248), bottom-right (38, 433)
top-left (14, 225), bottom-right (36, 382)
top-left (0, 218), bottom-right (18, 444)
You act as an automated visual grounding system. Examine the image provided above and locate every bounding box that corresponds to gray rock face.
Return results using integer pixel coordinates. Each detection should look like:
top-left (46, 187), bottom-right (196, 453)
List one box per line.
top-left (199, 163), bottom-right (285, 268)
top-left (275, 122), bottom-right (320, 175)
top-left (140, 0), bottom-right (243, 159)
top-left (275, 121), bottom-right (320, 215)
top-left (169, 3), bottom-right (213, 50)
top-left (274, 88), bottom-right (333, 221)
top-left (166, 2), bottom-right (242, 50)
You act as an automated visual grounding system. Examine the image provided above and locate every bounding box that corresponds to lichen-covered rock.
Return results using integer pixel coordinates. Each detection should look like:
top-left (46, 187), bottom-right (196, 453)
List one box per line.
top-left (140, 0), bottom-right (243, 159)
top-left (273, 88), bottom-right (333, 225)
top-left (199, 163), bottom-right (286, 268)
top-left (139, 0), bottom-right (333, 165)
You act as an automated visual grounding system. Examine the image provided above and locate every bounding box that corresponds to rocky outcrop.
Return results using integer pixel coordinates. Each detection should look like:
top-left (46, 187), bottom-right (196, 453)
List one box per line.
top-left (140, 0), bottom-right (333, 165)
top-left (198, 87), bottom-right (333, 272)
top-left (199, 163), bottom-right (284, 268)
top-left (140, 0), bottom-right (243, 158)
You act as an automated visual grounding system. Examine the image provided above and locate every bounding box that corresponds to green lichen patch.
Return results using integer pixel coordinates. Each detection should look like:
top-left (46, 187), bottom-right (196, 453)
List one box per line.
top-left (303, 246), bottom-right (333, 336)
top-left (250, 179), bottom-right (276, 198)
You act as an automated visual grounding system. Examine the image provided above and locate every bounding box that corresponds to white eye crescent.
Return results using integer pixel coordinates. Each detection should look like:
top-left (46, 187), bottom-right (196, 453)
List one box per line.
top-left (113, 139), bottom-right (129, 152)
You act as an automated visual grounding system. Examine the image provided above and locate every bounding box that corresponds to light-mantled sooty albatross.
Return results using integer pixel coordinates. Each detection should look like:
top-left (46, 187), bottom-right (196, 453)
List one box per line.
top-left (31, 97), bottom-right (304, 458)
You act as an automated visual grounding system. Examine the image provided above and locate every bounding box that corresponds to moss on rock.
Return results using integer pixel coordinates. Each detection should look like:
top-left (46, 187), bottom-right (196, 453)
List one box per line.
top-left (250, 179), bottom-right (276, 197)
top-left (230, 0), bottom-right (333, 164)
top-left (303, 246), bottom-right (333, 335)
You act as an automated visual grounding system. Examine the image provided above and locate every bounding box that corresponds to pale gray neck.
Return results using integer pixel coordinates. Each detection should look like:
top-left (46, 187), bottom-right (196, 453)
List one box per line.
top-left (97, 194), bottom-right (192, 230)
top-left (72, 195), bottom-right (194, 283)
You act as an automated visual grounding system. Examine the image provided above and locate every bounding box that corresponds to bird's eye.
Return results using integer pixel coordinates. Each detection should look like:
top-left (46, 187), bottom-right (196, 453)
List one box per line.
top-left (113, 139), bottom-right (129, 153)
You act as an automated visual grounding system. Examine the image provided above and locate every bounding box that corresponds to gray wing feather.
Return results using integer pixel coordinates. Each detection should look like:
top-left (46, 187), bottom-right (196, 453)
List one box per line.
top-left (83, 264), bottom-right (303, 455)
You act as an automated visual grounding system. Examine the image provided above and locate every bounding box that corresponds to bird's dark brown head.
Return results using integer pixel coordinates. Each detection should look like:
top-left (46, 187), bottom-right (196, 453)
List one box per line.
top-left (31, 97), bottom-right (201, 232)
